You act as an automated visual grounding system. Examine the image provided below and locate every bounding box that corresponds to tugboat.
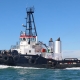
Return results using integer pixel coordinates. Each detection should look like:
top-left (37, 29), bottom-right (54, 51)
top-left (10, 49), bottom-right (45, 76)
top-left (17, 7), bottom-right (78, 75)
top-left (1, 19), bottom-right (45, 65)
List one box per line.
top-left (0, 7), bottom-right (80, 69)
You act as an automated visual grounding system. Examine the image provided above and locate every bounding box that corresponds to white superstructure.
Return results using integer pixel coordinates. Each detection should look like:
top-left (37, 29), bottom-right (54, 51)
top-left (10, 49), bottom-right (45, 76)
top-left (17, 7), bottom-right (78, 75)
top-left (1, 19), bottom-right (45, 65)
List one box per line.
top-left (11, 31), bottom-right (38, 55)
top-left (11, 36), bottom-right (62, 60)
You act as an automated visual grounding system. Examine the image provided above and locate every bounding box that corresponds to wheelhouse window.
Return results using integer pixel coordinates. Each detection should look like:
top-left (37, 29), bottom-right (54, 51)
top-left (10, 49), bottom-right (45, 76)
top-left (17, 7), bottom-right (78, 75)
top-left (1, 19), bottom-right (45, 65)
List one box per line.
top-left (23, 38), bottom-right (26, 41)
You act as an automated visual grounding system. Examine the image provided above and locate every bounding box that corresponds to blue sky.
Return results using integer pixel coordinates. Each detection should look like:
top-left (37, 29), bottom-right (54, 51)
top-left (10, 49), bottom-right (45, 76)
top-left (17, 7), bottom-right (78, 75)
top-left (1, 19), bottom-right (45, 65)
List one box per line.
top-left (0, 0), bottom-right (80, 58)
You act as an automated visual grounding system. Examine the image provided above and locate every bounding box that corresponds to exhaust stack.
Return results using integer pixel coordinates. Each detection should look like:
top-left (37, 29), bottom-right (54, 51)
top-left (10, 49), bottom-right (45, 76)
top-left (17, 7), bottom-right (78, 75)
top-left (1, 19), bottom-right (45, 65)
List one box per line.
top-left (54, 37), bottom-right (62, 60)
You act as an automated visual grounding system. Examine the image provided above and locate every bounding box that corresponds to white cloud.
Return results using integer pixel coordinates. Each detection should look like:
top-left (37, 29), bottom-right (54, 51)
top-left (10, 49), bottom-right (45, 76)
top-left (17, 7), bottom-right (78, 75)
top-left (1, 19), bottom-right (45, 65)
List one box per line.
top-left (62, 50), bottom-right (80, 59)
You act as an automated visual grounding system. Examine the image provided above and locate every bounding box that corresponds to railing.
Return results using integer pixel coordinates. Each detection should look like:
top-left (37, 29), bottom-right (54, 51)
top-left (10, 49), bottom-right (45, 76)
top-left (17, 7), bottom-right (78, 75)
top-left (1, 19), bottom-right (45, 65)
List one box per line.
top-left (11, 45), bottom-right (20, 49)
top-left (64, 58), bottom-right (78, 60)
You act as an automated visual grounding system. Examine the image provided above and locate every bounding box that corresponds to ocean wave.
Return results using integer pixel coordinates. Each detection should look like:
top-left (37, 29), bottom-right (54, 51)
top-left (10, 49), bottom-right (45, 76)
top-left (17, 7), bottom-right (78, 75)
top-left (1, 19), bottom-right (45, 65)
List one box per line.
top-left (1, 65), bottom-right (80, 70)
top-left (0, 65), bottom-right (45, 69)
top-left (65, 67), bottom-right (80, 70)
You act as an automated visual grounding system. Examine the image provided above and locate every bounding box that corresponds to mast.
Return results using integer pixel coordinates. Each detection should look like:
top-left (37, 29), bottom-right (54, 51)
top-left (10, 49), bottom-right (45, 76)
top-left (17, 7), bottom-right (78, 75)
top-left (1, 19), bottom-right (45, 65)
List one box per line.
top-left (22, 7), bottom-right (37, 44)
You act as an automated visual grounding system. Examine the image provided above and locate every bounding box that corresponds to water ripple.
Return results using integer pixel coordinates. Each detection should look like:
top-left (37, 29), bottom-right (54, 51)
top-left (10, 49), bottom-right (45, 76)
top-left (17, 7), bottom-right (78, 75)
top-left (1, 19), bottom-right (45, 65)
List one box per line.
top-left (0, 65), bottom-right (80, 80)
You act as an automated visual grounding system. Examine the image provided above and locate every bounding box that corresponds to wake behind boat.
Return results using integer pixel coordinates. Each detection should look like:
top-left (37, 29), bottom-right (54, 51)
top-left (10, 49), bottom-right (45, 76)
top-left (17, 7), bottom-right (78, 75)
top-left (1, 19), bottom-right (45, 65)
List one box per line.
top-left (0, 7), bottom-right (80, 69)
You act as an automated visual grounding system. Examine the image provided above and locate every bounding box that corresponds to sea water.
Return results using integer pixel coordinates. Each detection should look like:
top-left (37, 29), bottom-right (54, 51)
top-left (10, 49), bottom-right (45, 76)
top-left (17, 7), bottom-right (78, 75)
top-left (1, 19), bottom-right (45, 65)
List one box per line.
top-left (0, 65), bottom-right (80, 80)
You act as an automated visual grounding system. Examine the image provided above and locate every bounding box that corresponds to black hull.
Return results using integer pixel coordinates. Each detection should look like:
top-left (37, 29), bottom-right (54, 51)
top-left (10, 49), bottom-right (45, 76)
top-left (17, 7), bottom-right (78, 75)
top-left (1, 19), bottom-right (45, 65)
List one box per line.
top-left (0, 54), bottom-right (80, 69)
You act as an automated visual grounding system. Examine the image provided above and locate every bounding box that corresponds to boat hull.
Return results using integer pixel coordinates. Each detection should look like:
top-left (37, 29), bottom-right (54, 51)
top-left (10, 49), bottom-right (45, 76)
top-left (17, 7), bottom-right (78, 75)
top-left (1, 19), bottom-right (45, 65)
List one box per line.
top-left (0, 54), bottom-right (80, 69)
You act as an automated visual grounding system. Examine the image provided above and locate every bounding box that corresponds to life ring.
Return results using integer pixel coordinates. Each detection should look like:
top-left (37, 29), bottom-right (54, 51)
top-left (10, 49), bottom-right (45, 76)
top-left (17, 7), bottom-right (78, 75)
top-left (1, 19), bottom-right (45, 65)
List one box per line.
top-left (9, 56), bottom-right (13, 61)
top-left (2, 55), bottom-right (9, 62)
top-left (13, 55), bottom-right (19, 62)
top-left (29, 58), bottom-right (36, 64)
top-left (11, 50), bottom-right (18, 56)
